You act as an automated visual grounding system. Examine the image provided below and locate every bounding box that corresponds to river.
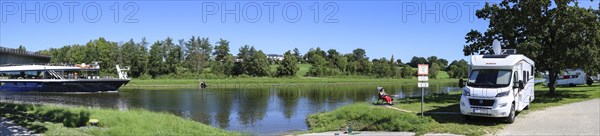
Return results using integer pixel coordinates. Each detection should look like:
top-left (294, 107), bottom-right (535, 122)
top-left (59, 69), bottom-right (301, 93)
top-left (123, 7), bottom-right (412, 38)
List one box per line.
top-left (0, 82), bottom-right (458, 135)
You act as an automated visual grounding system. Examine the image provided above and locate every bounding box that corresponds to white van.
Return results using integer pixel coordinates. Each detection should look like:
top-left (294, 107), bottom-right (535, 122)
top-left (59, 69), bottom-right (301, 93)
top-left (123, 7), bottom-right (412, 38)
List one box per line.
top-left (459, 51), bottom-right (535, 123)
top-left (544, 69), bottom-right (591, 86)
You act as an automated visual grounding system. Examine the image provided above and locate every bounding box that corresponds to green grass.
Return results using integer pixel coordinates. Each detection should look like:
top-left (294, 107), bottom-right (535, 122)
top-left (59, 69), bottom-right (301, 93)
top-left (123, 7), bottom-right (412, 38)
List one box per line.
top-left (0, 103), bottom-right (242, 136)
top-left (437, 71), bottom-right (449, 79)
top-left (269, 63), bottom-right (311, 77)
top-left (306, 103), bottom-right (435, 135)
top-left (307, 83), bottom-right (600, 136)
top-left (296, 64), bottom-right (311, 77)
top-left (123, 78), bottom-right (458, 89)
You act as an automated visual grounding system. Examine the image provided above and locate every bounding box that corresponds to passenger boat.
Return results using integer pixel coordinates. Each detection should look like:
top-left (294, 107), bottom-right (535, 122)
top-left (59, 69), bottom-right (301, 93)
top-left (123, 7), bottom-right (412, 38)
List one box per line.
top-left (0, 63), bottom-right (130, 92)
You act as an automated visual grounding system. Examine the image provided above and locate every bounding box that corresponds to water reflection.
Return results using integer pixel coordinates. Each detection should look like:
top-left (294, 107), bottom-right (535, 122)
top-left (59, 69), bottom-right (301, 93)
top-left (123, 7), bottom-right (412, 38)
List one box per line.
top-left (0, 83), bottom-right (458, 135)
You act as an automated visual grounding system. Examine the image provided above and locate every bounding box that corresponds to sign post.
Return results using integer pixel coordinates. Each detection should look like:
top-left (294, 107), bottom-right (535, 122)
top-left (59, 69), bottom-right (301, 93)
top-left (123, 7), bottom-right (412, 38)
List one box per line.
top-left (417, 64), bottom-right (429, 117)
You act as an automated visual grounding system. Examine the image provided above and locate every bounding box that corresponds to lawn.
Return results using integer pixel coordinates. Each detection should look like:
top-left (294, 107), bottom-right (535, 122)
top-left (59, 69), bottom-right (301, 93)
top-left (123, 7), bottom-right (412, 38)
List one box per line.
top-left (307, 83), bottom-right (600, 136)
top-left (0, 103), bottom-right (242, 136)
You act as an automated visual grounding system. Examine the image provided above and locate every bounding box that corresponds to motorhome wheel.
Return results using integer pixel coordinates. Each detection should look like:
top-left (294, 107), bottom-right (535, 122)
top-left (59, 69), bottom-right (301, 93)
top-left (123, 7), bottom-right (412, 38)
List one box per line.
top-left (506, 104), bottom-right (516, 123)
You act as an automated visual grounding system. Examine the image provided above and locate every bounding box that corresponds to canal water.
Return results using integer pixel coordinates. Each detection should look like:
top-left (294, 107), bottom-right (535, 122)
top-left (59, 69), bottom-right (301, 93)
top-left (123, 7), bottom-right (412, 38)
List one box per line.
top-left (0, 83), bottom-right (459, 135)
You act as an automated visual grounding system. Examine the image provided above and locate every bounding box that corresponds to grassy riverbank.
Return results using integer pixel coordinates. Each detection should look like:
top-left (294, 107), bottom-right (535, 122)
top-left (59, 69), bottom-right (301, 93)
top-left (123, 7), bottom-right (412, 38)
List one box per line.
top-left (0, 103), bottom-right (241, 136)
top-left (123, 77), bottom-right (457, 88)
top-left (306, 83), bottom-right (600, 136)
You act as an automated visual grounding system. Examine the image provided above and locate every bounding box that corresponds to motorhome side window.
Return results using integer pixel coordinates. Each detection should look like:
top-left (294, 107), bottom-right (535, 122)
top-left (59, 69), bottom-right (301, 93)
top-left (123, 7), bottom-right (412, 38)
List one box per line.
top-left (531, 66), bottom-right (534, 76)
top-left (514, 72), bottom-right (518, 84)
top-left (523, 71), bottom-right (527, 83)
top-left (467, 69), bottom-right (512, 88)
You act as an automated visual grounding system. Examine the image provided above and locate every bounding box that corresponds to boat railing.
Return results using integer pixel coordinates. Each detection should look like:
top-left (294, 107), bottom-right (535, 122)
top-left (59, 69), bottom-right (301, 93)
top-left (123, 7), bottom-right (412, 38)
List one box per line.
top-left (0, 63), bottom-right (101, 68)
top-left (47, 70), bottom-right (65, 80)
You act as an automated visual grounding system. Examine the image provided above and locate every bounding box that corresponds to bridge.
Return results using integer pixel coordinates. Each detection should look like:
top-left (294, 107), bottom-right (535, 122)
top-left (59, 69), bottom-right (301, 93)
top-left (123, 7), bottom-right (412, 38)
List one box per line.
top-left (0, 46), bottom-right (51, 65)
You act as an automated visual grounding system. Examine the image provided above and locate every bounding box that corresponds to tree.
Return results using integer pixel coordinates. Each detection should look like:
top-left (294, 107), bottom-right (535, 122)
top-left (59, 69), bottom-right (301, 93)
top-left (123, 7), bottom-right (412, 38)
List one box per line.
top-left (120, 39), bottom-right (138, 76)
top-left (351, 48), bottom-right (368, 62)
top-left (437, 59), bottom-right (449, 68)
top-left (447, 59), bottom-right (469, 78)
top-left (293, 48), bottom-right (303, 63)
top-left (211, 55), bottom-right (235, 76)
top-left (426, 56), bottom-right (438, 65)
top-left (247, 50), bottom-right (270, 77)
top-left (149, 41), bottom-right (166, 78)
top-left (184, 36), bottom-right (211, 74)
top-left (396, 59), bottom-right (404, 67)
top-left (408, 56), bottom-right (427, 68)
top-left (133, 37), bottom-right (149, 77)
top-left (428, 62), bottom-right (440, 79)
top-left (306, 55), bottom-right (330, 77)
top-left (165, 38), bottom-right (181, 74)
top-left (372, 57), bottom-right (392, 77)
top-left (304, 47), bottom-right (326, 64)
top-left (276, 51), bottom-right (299, 77)
top-left (400, 65), bottom-right (414, 79)
top-left (326, 49), bottom-right (347, 72)
top-left (214, 39), bottom-right (230, 62)
top-left (463, 0), bottom-right (600, 94)
top-left (17, 45), bottom-right (26, 52)
top-left (234, 45), bottom-right (256, 75)
top-left (66, 45), bottom-right (86, 63)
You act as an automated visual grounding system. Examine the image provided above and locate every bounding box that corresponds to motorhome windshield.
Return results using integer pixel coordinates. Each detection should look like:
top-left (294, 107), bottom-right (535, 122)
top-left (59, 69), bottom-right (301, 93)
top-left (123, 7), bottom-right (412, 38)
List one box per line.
top-left (468, 70), bottom-right (512, 88)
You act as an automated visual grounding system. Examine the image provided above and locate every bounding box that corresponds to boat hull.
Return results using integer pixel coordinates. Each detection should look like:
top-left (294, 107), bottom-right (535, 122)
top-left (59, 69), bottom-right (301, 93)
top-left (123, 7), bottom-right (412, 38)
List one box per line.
top-left (0, 79), bottom-right (130, 92)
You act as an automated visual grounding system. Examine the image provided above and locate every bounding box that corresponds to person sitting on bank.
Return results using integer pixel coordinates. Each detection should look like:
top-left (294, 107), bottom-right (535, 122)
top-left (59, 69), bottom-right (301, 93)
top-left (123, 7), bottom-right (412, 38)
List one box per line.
top-left (200, 81), bottom-right (207, 89)
top-left (378, 87), bottom-right (393, 105)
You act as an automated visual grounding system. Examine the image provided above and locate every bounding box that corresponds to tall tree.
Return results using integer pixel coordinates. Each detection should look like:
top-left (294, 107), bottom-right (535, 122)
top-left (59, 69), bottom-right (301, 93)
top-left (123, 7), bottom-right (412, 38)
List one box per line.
top-left (149, 41), bottom-right (166, 78)
top-left (165, 38), bottom-right (181, 74)
top-left (463, 0), bottom-right (600, 94)
top-left (293, 48), bottom-right (303, 63)
top-left (234, 45), bottom-right (256, 75)
top-left (214, 39), bottom-right (230, 62)
top-left (119, 39), bottom-right (137, 76)
top-left (134, 37), bottom-right (149, 77)
top-left (184, 36), bottom-right (210, 74)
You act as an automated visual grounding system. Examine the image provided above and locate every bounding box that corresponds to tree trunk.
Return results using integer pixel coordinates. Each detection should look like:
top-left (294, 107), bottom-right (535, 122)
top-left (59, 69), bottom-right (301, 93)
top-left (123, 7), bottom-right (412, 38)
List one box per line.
top-left (548, 70), bottom-right (557, 94)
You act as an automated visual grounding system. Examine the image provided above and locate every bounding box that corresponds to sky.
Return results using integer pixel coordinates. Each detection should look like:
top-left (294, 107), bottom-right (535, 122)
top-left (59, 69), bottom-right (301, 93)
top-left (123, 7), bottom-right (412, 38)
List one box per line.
top-left (0, 0), bottom-right (598, 63)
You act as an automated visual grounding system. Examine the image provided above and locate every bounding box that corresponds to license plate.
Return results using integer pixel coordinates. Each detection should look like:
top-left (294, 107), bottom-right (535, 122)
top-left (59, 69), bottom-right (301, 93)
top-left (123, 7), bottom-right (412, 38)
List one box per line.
top-left (473, 109), bottom-right (488, 113)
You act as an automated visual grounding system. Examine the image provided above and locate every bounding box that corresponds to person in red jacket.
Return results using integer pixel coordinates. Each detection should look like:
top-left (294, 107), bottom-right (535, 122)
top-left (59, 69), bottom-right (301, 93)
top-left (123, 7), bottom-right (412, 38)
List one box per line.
top-left (378, 87), bottom-right (393, 105)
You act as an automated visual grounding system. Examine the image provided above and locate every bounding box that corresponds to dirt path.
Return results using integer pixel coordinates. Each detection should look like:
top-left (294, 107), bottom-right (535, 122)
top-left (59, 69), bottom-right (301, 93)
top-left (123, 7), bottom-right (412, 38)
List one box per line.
top-left (497, 99), bottom-right (600, 135)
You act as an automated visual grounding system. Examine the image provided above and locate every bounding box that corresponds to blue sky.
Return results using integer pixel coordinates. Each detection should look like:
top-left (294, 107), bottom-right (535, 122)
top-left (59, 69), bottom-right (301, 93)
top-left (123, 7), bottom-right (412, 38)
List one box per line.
top-left (0, 0), bottom-right (598, 63)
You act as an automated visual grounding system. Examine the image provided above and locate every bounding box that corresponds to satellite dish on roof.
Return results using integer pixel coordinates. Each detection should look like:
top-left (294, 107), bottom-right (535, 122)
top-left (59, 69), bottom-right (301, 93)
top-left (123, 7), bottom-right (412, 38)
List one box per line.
top-left (492, 40), bottom-right (502, 55)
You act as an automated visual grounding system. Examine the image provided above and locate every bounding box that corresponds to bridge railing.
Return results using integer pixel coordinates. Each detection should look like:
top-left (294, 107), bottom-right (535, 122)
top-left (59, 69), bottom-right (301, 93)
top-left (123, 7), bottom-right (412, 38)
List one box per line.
top-left (0, 46), bottom-right (51, 58)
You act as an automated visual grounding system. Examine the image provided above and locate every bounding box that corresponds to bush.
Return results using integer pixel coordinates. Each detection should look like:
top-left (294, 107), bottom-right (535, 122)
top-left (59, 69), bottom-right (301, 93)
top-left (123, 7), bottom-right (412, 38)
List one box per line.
top-left (400, 65), bottom-right (414, 79)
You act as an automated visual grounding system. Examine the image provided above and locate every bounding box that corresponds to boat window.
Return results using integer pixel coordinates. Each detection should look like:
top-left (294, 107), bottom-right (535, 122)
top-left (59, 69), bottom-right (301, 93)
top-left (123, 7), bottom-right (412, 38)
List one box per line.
top-left (467, 70), bottom-right (512, 88)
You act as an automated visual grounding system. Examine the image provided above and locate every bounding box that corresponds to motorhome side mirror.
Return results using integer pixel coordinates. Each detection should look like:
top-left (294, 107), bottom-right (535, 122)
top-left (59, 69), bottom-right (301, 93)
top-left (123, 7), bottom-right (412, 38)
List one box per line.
top-left (458, 79), bottom-right (464, 88)
top-left (519, 80), bottom-right (524, 90)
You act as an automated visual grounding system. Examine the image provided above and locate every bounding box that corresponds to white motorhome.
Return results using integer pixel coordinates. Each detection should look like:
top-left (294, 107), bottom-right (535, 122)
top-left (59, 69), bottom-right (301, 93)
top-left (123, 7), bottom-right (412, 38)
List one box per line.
top-left (544, 69), bottom-right (591, 86)
top-left (459, 49), bottom-right (535, 123)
